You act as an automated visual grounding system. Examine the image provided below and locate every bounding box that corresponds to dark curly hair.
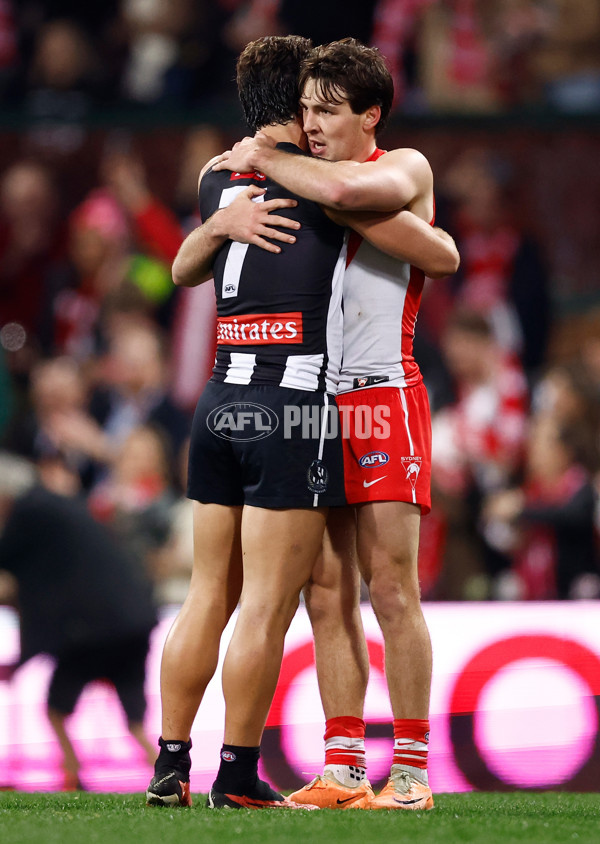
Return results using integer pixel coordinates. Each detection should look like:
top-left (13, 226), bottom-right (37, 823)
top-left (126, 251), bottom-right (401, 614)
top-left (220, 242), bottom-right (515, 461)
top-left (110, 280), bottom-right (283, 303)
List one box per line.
top-left (299, 38), bottom-right (394, 137)
top-left (236, 35), bottom-right (313, 134)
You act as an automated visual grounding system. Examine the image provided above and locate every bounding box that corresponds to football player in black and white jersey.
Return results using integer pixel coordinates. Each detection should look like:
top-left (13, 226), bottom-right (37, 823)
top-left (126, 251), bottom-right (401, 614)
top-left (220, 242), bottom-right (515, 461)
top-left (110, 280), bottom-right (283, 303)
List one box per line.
top-left (213, 38), bottom-right (460, 813)
top-left (147, 36), bottom-right (458, 811)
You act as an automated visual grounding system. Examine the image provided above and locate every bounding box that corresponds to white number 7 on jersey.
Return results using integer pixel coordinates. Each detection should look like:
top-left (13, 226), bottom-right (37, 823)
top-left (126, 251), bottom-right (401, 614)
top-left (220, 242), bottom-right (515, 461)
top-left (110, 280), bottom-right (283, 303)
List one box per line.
top-left (218, 185), bottom-right (265, 299)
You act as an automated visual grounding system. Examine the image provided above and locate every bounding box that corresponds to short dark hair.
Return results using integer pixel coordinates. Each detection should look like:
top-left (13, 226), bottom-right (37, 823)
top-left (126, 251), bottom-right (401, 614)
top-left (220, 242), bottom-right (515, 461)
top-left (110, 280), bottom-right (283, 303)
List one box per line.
top-left (236, 35), bottom-right (313, 134)
top-left (299, 38), bottom-right (394, 136)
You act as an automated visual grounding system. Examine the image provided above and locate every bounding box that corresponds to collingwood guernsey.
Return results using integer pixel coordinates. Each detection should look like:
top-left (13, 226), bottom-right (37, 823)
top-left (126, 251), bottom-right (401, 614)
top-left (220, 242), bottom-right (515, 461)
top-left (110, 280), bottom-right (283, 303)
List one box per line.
top-left (200, 143), bottom-right (346, 393)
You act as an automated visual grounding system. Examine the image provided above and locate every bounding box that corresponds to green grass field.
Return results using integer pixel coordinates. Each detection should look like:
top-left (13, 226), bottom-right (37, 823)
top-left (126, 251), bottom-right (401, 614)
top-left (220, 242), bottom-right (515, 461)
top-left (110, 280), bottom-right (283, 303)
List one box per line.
top-left (1, 792), bottom-right (599, 844)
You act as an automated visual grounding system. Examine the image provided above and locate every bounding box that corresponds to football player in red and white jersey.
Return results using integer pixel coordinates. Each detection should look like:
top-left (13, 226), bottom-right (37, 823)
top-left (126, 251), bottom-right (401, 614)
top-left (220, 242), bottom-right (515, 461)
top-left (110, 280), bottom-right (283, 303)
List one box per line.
top-left (214, 38), bottom-right (457, 811)
top-left (148, 36), bottom-right (457, 813)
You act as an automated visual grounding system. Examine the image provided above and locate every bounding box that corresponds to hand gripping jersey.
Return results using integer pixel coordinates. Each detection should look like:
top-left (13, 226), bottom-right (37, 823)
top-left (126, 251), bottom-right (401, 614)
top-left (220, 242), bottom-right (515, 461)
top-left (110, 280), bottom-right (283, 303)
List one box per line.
top-left (339, 148), bottom-right (428, 395)
top-left (200, 143), bottom-right (347, 393)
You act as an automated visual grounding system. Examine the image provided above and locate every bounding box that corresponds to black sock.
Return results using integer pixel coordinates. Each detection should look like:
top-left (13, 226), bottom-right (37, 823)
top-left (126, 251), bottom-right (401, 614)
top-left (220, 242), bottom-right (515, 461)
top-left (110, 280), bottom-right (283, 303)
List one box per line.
top-left (213, 744), bottom-right (284, 800)
top-left (155, 737), bottom-right (192, 780)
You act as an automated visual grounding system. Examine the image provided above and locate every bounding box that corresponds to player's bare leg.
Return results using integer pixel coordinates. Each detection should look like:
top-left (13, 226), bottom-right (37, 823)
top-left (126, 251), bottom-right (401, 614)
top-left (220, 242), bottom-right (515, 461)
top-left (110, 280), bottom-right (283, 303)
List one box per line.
top-left (47, 707), bottom-right (82, 790)
top-left (289, 507), bottom-right (374, 808)
top-left (147, 503), bottom-right (243, 807)
top-left (207, 506), bottom-right (326, 809)
top-left (223, 506), bottom-right (326, 744)
top-left (357, 500), bottom-right (434, 810)
top-left (305, 507), bottom-right (369, 721)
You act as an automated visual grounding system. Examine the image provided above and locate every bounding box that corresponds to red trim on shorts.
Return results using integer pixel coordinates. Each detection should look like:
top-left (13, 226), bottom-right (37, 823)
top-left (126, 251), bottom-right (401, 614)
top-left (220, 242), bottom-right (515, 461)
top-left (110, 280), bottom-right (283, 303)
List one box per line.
top-left (338, 384), bottom-right (432, 514)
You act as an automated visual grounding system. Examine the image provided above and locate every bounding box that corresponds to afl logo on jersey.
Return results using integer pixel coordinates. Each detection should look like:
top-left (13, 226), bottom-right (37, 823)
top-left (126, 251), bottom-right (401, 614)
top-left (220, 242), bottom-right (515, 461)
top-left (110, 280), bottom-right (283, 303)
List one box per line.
top-left (359, 451), bottom-right (389, 468)
top-left (207, 402), bottom-right (279, 441)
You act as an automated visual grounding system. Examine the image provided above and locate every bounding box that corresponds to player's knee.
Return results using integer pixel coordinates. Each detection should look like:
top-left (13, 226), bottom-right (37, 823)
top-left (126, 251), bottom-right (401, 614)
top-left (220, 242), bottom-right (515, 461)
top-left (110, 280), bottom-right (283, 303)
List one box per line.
top-left (369, 575), bottom-right (420, 628)
top-left (242, 590), bottom-right (300, 633)
top-left (306, 579), bottom-right (358, 629)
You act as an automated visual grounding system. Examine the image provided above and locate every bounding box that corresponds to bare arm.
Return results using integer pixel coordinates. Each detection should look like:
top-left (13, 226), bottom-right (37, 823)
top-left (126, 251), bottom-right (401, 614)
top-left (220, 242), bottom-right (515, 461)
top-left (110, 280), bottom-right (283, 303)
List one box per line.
top-left (171, 184), bottom-right (300, 287)
top-left (333, 208), bottom-right (460, 278)
top-left (213, 134), bottom-right (432, 212)
top-left (171, 213), bottom-right (228, 287)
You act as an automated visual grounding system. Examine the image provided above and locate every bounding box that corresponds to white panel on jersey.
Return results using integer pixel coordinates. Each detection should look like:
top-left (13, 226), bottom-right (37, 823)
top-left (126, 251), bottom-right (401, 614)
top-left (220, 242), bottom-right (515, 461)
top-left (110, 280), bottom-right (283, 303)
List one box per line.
top-left (280, 354), bottom-right (324, 392)
top-left (324, 236), bottom-right (347, 394)
top-left (224, 352), bottom-right (257, 384)
top-left (218, 185), bottom-right (265, 299)
top-left (339, 238), bottom-right (411, 393)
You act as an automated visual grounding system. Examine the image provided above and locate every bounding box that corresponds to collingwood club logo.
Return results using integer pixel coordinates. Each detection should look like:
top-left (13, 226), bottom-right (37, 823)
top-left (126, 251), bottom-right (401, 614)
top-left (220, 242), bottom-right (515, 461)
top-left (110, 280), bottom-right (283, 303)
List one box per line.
top-left (207, 402), bottom-right (279, 441)
top-left (307, 459), bottom-right (328, 494)
top-left (401, 456), bottom-right (422, 490)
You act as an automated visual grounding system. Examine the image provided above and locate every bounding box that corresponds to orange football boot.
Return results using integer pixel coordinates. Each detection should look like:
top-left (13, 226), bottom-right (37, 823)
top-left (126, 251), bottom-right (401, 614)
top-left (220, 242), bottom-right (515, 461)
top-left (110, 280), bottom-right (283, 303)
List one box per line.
top-left (289, 772), bottom-right (374, 809)
top-left (370, 767), bottom-right (434, 811)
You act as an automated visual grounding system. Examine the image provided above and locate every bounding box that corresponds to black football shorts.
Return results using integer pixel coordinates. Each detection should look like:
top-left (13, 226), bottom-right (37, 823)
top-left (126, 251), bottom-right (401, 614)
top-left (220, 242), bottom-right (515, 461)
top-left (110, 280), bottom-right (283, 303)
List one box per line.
top-left (187, 381), bottom-right (345, 508)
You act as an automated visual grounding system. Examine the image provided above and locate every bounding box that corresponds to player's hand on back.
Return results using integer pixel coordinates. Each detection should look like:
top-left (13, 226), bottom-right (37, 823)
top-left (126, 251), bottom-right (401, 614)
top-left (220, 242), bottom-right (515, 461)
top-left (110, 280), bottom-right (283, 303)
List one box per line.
top-left (213, 132), bottom-right (275, 175)
top-left (219, 185), bottom-right (300, 254)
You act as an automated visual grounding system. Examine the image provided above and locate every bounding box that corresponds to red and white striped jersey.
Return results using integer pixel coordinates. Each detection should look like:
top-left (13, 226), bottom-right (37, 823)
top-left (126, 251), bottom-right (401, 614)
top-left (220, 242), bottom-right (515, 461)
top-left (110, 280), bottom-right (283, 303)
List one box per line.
top-left (338, 149), bottom-right (427, 394)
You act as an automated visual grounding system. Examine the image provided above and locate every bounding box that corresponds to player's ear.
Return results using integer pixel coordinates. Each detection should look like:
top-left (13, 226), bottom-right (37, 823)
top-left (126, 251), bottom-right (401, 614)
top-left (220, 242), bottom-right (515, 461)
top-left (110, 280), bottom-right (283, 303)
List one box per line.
top-left (363, 105), bottom-right (381, 133)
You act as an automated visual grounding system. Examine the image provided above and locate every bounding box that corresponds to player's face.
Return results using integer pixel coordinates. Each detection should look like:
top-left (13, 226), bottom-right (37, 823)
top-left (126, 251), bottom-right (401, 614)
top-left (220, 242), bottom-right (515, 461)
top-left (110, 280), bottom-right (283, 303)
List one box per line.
top-left (300, 78), bottom-right (376, 163)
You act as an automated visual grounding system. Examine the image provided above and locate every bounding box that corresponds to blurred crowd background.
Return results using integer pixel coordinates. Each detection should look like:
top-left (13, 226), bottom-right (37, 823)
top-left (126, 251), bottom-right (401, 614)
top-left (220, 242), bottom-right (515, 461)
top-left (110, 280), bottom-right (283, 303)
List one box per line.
top-left (1, 0), bottom-right (600, 606)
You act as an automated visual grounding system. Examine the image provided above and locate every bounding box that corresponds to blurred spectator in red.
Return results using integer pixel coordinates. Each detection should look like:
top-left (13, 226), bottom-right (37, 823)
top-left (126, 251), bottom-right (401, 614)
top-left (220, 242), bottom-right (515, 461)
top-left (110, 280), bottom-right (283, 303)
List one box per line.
top-left (434, 310), bottom-right (529, 492)
top-left (52, 160), bottom-right (183, 360)
top-left (102, 146), bottom-right (184, 329)
top-left (484, 416), bottom-right (599, 600)
top-left (372, 0), bottom-right (436, 111)
top-left (431, 147), bottom-right (551, 379)
top-left (53, 188), bottom-right (130, 360)
top-left (431, 309), bottom-right (529, 596)
top-left (0, 160), bottom-right (68, 354)
top-left (103, 148), bottom-right (183, 265)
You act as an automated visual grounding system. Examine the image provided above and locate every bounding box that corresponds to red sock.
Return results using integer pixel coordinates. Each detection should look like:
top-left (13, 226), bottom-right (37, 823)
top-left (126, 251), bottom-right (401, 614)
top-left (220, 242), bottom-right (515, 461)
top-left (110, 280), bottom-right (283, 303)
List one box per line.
top-left (392, 718), bottom-right (429, 771)
top-left (324, 716), bottom-right (366, 769)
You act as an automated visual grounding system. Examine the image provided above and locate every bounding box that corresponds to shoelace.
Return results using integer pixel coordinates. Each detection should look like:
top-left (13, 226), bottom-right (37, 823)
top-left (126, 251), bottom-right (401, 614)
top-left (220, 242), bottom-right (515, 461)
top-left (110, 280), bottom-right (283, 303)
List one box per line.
top-left (391, 770), bottom-right (413, 794)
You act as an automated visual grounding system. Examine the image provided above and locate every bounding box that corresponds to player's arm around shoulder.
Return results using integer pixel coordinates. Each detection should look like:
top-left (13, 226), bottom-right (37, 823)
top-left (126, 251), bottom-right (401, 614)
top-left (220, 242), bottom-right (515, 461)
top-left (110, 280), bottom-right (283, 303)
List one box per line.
top-left (329, 147), bottom-right (433, 213)
top-left (335, 207), bottom-right (459, 278)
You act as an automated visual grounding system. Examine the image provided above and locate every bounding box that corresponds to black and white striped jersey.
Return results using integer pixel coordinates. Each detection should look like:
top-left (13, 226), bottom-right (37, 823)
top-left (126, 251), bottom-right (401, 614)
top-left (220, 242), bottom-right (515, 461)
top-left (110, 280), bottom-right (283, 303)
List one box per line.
top-left (199, 143), bottom-right (346, 393)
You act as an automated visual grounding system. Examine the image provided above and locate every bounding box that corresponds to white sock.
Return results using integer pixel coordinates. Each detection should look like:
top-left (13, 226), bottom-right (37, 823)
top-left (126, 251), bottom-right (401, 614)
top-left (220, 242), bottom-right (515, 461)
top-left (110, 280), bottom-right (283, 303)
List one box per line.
top-left (391, 762), bottom-right (429, 787)
top-left (324, 764), bottom-right (366, 787)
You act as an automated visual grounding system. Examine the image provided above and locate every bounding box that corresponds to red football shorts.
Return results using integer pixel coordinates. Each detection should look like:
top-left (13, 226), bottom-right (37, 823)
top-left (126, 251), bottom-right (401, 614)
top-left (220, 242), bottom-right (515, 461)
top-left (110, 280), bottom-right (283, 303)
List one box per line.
top-left (337, 382), bottom-right (432, 514)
